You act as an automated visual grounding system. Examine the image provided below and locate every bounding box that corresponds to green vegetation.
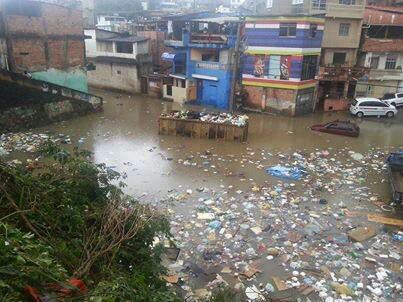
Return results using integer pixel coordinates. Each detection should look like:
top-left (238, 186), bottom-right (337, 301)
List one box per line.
top-left (0, 143), bottom-right (180, 301)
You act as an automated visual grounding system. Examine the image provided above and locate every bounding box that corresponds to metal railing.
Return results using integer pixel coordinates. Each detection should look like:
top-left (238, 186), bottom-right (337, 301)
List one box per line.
top-left (164, 40), bottom-right (185, 47)
top-left (190, 33), bottom-right (228, 45)
top-left (191, 61), bottom-right (230, 71)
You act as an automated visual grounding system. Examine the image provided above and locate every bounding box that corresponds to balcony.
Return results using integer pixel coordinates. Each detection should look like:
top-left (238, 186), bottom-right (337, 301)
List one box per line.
top-left (164, 40), bottom-right (185, 47)
top-left (318, 66), bottom-right (369, 81)
top-left (190, 61), bottom-right (230, 72)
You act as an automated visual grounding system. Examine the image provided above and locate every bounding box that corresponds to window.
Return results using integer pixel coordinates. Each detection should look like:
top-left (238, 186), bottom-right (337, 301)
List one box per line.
top-left (370, 56), bottom-right (379, 69)
top-left (333, 52), bottom-right (346, 65)
top-left (116, 42), bottom-right (133, 54)
top-left (312, 0), bottom-right (326, 10)
top-left (266, 55), bottom-right (281, 79)
top-left (201, 52), bottom-right (219, 62)
top-left (301, 56), bottom-right (318, 80)
top-left (339, 0), bottom-right (356, 4)
top-left (385, 55), bottom-right (397, 70)
top-left (167, 85), bottom-right (172, 96)
top-left (279, 23), bottom-right (296, 37)
top-left (292, 0), bottom-right (303, 4)
top-left (309, 24), bottom-right (317, 38)
top-left (180, 79), bottom-right (186, 88)
top-left (339, 23), bottom-right (350, 36)
top-left (397, 93), bottom-right (403, 98)
top-left (266, 0), bottom-right (273, 8)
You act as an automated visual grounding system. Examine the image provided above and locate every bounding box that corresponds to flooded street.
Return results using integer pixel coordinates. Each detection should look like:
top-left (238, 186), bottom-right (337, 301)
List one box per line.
top-left (29, 89), bottom-right (403, 201)
top-left (4, 89), bottom-right (403, 301)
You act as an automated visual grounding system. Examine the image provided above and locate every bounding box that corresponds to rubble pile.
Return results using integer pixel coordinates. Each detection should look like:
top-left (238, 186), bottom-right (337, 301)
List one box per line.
top-left (161, 147), bottom-right (402, 301)
top-left (161, 111), bottom-right (249, 127)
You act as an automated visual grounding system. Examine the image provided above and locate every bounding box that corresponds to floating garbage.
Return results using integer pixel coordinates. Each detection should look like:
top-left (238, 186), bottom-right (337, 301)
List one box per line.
top-left (160, 110), bottom-right (249, 127)
top-left (266, 165), bottom-right (307, 180)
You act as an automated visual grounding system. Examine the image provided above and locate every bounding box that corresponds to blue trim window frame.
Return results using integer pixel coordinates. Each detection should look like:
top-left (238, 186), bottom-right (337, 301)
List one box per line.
top-left (279, 23), bottom-right (297, 38)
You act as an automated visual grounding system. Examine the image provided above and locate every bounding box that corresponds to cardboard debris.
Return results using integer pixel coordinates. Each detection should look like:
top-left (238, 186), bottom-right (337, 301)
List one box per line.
top-left (272, 277), bottom-right (287, 291)
top-left (241, 267), bottom-right (262, 278)
top-left (348, 226), bottom-right (377, 242)
top-left (367, 214), bottom-right (403, 228)
top-left (162, 275), bottom-right (179, 284)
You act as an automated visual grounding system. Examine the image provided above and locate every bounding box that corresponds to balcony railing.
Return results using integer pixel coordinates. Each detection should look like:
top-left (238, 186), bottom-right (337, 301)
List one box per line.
top-left (326, 3), bottom-right (365, 17)
top-left (190, 33), bottom-right (228, 45)
top-left (191, 61), bottom-right (230, 71)
top-left (164, 40), bottom-right (185, 47)
top-left (318, 66), bottom-right (369, 81)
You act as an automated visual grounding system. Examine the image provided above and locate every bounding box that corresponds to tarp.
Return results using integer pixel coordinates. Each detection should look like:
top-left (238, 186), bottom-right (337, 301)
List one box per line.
top-left (161, 52), bottom-right (185, 62)
top-left (266, 165), bottom-right (307, 180)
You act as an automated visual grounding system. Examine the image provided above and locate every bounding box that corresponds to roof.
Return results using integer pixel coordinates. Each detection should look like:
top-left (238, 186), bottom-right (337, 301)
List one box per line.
top-left (193, 16), bottom-right (241, 24)
top-left (362, 38), bottom-right (403, 52)
top-left (91, 56), bottom-right (137, 64)
top-left (364, 5), bottom-right (403, 25)
top-left (97, 36), bottom-right (149, 43)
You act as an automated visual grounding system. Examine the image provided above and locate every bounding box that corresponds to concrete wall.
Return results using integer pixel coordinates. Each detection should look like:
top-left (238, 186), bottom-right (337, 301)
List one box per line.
top-left (88, 61), bottom-right (140, 93)
top-left (363, 52), bottom-right (403, 71)
top-left (322, 18), bottom-right (362, 50)
top-left (31, 68), bottom-right (89, 93)
top-left (0, 76), bottom-right (101, 132)
top-left (163, 85), bottom-right (188, 103)
top-left (244, 85), bottom-right (315, 116)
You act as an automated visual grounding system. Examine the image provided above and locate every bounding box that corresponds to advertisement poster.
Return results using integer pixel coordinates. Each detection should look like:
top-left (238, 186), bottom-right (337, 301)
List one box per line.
top-left (253, 55), bottom-right (265, 78)
top-left (280, 56), bottom-right (291, 80)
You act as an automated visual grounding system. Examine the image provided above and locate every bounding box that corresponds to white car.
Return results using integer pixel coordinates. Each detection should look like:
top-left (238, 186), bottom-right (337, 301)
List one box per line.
top-left (350, 97), bottom-right (397, 118)
top-left (381, 93), bottom-right (403, 108)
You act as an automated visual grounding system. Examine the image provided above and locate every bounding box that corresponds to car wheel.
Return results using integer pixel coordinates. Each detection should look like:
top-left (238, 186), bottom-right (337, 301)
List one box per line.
top-left (386, 111), bottom-right (395, 118)
top-left (356, 112), bottom-right (364, 118)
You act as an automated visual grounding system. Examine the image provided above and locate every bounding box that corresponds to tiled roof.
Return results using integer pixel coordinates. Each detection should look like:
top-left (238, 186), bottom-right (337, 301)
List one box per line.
top-left (362, 38), bottom-right (403, 52)
top-left (364, 5), bottom-right (403, 25)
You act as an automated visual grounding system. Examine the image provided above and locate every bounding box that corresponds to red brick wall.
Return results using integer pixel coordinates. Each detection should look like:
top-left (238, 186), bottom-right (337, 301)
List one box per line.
top-left (243, 85), bottom-right (298, 115)
top-left (244, 85), bottom-right (264, 108)
top-left (5, 2), bottom-right (84, 72)
top-left (12, 39), bottom-right (46, 71)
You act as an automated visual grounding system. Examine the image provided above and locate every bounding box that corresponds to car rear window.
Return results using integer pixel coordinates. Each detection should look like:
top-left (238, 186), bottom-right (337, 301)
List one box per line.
top-left (351, 99), bottom-right (358, 106)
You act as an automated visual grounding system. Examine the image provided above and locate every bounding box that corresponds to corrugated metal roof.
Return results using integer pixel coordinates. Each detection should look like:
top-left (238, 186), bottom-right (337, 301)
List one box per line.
top-left (364, 6), bottom-right (403, 25)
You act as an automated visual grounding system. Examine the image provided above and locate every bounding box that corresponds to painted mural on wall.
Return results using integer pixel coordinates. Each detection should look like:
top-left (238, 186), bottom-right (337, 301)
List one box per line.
top-left (280, 56), bottom-right (290, 80)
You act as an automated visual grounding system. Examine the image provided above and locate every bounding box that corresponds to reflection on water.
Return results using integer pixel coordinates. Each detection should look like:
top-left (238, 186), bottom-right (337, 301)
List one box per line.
top-left (31, 89), bottom-right (403, 202)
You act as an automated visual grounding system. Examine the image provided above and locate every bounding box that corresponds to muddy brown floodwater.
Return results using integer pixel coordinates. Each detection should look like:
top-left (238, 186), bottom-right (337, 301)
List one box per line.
top-left (16, 89), bottom-right (403, 300)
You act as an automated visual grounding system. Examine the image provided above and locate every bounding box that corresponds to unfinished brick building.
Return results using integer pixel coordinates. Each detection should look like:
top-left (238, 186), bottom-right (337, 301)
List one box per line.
top-left (0, 0), bottom-right (88, 92)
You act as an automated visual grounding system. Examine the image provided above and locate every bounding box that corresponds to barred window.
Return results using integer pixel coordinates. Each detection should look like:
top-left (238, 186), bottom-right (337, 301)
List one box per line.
top-left (385, 55), bottom-right (397, 70)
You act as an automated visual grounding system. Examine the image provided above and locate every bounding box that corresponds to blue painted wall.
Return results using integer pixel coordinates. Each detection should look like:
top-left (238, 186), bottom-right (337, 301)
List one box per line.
top-left (190, 66), bottom-right (232, 109)
top-left (244, 28), bottom-right (323, 48)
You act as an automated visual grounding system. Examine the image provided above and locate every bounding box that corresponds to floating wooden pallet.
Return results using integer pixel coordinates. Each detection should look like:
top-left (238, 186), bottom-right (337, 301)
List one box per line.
top-left (158, 117), bottom-right (248, 142)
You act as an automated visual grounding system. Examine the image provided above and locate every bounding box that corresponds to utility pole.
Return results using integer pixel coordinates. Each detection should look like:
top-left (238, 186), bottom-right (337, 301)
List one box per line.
top-left (229, 19), bottom-right (242, 113)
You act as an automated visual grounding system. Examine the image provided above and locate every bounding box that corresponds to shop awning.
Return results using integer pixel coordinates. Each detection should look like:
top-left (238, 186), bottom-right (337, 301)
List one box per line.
top-left (161, 52), bottom-right (185, 62)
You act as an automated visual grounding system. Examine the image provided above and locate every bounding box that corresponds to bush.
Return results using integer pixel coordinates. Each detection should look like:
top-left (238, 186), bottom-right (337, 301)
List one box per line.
top-left (0, 143), bottom-right (179, 301)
